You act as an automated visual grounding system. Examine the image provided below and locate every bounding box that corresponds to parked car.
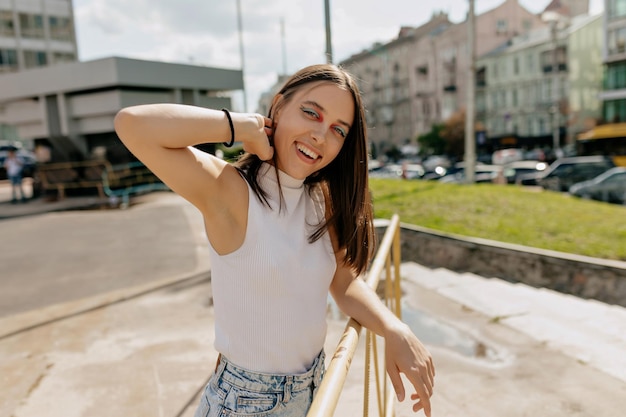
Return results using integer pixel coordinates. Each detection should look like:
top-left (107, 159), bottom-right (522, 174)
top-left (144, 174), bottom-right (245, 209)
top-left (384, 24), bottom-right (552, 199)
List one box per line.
top-left (534, 155), bottom-right (616, 192)
top-left (368, 163), bottom-right (403, 179)
top-left (0, 142), bottom-right (37, 180)
top-left (401, 163), bottom-right (425, 179)
top-left (569, 167), bottom-right (626, 204)
top-left (502, 160), bottom-right (548, 184)
top-left (439, 164), bottom-right (501, 183)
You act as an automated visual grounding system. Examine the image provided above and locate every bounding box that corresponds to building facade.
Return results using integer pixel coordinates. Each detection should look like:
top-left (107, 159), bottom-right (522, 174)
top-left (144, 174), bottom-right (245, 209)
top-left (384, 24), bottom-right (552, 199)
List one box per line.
top-left (476, 13), bottom-right (602, 153)
top-left (339, 0), bottom-right (544, 155)
top-left (600, 0), bottom-right (626, 122)
top-left (0, 0), bottom-right (78, 73)
top-left (567, 13), bottom-right (604, 137)
top-left (0, 57), bottom-right (243, 162)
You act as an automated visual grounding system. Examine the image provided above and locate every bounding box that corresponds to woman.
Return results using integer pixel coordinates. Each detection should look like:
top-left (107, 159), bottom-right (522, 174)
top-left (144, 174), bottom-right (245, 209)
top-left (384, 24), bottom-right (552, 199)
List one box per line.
top-left (114, 64), bottom-right (434, 416)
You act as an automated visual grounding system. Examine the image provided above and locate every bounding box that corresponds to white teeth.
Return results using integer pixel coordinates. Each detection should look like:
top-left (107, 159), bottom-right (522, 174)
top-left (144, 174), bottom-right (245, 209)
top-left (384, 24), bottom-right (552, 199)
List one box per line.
top-left (297, 144), bottom-right (319, 159)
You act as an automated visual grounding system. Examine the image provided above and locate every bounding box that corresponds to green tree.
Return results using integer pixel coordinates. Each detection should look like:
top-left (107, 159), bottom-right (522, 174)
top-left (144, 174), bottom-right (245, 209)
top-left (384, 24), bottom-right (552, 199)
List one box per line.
top-left (417, 123), bottom-right (445, 156)
top-left (440, 109), bottom-right (465, 159)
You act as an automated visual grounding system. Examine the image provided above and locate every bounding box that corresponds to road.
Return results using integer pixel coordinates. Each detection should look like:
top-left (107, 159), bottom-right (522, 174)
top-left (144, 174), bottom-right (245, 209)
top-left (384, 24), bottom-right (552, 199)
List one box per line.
top-left (1, 188), bottom-right (625, 417)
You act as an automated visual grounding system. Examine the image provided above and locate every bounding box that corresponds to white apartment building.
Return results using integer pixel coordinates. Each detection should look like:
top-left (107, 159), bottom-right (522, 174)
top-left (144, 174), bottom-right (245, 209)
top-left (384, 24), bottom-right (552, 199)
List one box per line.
top-left (0, 1), bottom-right (244, 162)
top-left (0, 57), bottom-right (244, 162)
top-left (0, 0), bottom-right (78, 72)
top-left (476, 12), bottom-right (602, 152)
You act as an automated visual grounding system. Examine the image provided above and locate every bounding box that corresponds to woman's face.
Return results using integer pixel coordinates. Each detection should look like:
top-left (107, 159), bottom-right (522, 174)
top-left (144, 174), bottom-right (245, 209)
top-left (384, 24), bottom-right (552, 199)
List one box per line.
top-left (272, 82), bottom-right (355, 180)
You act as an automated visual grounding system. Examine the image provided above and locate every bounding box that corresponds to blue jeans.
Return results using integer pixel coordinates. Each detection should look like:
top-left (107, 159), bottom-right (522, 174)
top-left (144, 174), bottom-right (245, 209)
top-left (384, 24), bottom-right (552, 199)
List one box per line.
top-left (194, 350), bottom-right (325, 417)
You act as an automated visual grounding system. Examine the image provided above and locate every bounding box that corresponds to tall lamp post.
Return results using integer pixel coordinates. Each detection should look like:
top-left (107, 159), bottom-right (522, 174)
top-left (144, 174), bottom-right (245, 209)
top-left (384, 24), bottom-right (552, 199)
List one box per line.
top-left (543, 11), bottom-right (563, 154)
top-left (464, 0), bottom-right (476, 184)
top-left (236, 0), bottom-right (248, 111)
top-left (324, 0), bottom-right (333, 63)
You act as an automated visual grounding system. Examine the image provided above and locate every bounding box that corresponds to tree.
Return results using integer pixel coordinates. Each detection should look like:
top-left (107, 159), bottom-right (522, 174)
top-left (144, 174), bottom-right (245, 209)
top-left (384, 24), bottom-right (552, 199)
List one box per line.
top-left (440, 109), bottom-right (465, 159)
top-left (417, 123), bottom-right (446, 156)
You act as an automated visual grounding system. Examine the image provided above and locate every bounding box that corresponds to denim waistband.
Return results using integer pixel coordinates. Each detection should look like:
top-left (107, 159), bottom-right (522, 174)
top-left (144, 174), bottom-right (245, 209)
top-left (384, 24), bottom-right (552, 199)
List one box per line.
top-left (214, 350), bottom-right (325, 395)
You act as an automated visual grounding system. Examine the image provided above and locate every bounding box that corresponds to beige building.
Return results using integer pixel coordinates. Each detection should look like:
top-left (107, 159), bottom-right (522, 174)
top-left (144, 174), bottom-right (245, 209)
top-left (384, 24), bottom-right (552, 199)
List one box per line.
top-left (340, 0), bottom-right (544, 155)
top-left (0, 0), bottom-right (78, 72)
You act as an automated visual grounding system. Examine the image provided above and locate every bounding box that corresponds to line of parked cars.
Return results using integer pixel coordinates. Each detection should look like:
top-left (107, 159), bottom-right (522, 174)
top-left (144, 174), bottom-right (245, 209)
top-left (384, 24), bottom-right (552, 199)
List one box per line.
top-left (369, 153), bottom-right (626, 205)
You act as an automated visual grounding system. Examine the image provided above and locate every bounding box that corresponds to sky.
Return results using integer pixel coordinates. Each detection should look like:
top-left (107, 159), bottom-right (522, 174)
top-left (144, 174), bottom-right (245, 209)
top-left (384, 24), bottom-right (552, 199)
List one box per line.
top-left (73, 0), bottom-right (604, 113)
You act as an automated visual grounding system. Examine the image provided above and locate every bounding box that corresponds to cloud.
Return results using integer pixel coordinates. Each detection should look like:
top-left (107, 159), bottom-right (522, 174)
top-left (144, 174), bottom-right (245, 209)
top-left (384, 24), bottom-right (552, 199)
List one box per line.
top-left (73, 0), bottom-right (600, 112)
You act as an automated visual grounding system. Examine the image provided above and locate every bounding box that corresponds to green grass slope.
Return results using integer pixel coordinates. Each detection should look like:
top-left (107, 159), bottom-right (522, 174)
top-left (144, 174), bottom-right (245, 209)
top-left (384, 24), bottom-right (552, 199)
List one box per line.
top-left (370, 179), bottom-right (626, 261)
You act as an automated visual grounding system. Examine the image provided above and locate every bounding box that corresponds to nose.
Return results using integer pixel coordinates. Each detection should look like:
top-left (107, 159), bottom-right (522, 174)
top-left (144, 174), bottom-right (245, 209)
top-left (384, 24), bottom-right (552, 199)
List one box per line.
top-left (311, 125), bottom-right (327, 143)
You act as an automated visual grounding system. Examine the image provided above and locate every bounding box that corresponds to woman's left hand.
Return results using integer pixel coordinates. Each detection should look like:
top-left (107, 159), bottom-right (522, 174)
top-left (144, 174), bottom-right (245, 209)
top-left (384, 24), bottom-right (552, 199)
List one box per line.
top-left (384, 322), bottom-right (435, 416)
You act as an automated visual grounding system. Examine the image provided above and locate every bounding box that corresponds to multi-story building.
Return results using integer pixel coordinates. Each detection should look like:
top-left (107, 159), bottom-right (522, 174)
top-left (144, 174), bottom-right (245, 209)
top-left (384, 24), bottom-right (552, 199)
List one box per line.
top-left (567, 13), bottom-right (604, 137)
top-left (0, 0), bottom-right (78, 73)
top-left (340, 20), bottom-right (447, 157)
top-left (0, 1), bottom-right (244, 162)
top-left (339, 0), bottom-right (544, 155)
top-left (0, 57), bottom-right (243, 162)
top-left (476, 12), bottom-right (602, 153)
top-left (600, 0), bottom-right (626, 121)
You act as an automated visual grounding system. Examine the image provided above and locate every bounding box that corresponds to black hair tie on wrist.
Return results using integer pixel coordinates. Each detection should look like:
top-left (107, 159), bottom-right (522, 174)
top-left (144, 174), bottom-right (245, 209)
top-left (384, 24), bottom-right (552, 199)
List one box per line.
top-left (221, 108), bottom-right (235, 147)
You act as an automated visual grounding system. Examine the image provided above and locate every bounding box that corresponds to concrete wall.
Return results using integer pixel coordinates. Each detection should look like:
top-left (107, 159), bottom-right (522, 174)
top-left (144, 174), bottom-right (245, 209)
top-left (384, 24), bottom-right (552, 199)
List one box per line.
top-left (376, 221), bottom-right (626, 307)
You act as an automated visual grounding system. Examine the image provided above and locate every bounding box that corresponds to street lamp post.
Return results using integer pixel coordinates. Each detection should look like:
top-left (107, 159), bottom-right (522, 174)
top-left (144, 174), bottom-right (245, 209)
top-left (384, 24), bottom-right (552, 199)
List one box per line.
top-left (324, 0), bottom-right (333, 64)
top-left (464, 0), bottom-right (476, 184)
top-left (543, 11), bottom-right (564, 155)
top-left (236, 0), bottom-right (248, 111)
top-left (550, 20), bottom-right (560, 154)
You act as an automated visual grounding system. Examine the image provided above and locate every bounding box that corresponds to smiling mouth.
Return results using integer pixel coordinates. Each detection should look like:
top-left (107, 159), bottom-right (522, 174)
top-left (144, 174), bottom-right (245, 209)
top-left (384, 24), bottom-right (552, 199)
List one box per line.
top-left (297, 144), bottom-right (320, 160)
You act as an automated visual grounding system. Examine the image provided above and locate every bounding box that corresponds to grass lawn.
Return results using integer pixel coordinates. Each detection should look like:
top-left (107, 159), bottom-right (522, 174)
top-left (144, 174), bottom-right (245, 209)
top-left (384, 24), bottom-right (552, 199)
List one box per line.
top-left (369, 178), bottom-right (626, 262)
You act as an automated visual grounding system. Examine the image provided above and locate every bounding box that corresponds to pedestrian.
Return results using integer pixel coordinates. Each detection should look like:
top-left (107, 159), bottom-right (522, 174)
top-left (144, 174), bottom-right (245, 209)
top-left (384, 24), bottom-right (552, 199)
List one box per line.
top-left (114, 63), bottom-right (435, 417)
top-left (4, 148), bottom-right (26, 203)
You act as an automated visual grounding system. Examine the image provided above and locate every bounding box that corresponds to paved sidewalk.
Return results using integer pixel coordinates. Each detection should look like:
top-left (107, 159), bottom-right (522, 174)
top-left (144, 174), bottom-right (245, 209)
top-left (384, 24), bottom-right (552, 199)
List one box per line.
top-left (1, 190), bottom-right (625, 416)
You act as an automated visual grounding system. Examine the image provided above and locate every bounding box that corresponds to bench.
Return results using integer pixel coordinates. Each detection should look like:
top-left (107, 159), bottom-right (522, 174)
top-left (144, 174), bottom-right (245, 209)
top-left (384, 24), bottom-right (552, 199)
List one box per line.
top-left (38, 160), bottom-right (170, 207)
top-left (102, 161), bottom-right (170, 208)
top-left (38, 160), bottom-right (110, 200)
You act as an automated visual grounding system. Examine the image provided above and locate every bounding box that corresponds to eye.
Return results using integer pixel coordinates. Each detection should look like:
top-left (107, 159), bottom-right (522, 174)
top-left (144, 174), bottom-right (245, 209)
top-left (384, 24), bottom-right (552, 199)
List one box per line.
top-left (333, 125), bottom-right (347, 138)
top-left (301, 106), bottom-right (320, 119)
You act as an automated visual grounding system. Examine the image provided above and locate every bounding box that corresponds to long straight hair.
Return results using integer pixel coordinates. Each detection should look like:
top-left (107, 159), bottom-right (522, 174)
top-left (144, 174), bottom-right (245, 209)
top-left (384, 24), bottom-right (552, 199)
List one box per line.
top-left (234, 64), bottom-right (375, 275)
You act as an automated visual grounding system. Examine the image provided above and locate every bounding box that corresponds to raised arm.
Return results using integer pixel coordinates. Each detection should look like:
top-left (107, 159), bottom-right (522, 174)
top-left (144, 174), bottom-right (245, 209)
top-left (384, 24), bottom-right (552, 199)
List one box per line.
top-left (114, 104), bottom-right (273, 253)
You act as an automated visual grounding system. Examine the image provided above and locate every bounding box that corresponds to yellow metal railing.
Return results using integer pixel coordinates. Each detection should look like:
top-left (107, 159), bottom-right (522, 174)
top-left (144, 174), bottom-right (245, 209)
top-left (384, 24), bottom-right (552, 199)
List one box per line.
top-left (307, 214), bottom-right (402, 417)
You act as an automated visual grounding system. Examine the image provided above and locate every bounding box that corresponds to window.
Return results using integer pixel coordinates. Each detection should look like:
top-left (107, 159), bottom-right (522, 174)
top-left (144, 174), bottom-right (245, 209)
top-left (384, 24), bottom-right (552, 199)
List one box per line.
top-left (24, 50), bottom-right (47, 68)
top-left (522, 19), bottom-right (532, 31)
top-left (0, 11), bottom-right (14, 36)
top-left (513, 57), bottom-right (519, 75)
top-left (608, 27), bottom-right (626, 55)
top-left (0, 49), bottom-right (18, 70)
top-left (496, 19), bottom-right (507, 34)
top-left (540, 46), bottom-right (567, 72)
top-left (19, 13), bottom-right (45, 39)
top-left (49, 16), bottom-right (72, 41)
top-left (53, 52), bottom-right (76, 64)
top-left (608, 0), bottom-right (626, 20)
top-left (527, 53), bottom-right (534, 72)
top-left (605, 62), bottom-right (626, 90)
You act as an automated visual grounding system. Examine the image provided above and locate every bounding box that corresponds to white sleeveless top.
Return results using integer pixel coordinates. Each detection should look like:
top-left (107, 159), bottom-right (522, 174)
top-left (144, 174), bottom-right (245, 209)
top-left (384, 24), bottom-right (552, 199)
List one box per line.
top-left (208, 163), bottom-right (337, 373)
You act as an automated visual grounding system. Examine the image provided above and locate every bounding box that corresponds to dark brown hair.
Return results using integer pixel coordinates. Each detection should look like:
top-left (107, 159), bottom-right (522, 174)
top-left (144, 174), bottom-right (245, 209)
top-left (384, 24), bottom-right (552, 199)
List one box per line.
top-left (234, 64), bottom-right (375, 275)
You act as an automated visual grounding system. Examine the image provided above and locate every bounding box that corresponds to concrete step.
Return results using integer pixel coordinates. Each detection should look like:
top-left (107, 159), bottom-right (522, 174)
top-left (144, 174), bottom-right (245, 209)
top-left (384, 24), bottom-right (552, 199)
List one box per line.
top-left (399, 261), bottom-right (626, 383)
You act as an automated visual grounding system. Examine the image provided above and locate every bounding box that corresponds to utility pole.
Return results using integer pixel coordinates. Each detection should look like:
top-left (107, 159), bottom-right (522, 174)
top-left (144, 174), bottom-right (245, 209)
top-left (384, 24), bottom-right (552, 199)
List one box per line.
top-left (280, 18), bottom-right (287, 75)
top-left (324, 0), bottom-right (333, 64)
top-left (236, 0), bottom-right (248, 111)
top-left (464, 0), bottom-right (476, 184)
top-left (551, 20), bottom-right (560, 154)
